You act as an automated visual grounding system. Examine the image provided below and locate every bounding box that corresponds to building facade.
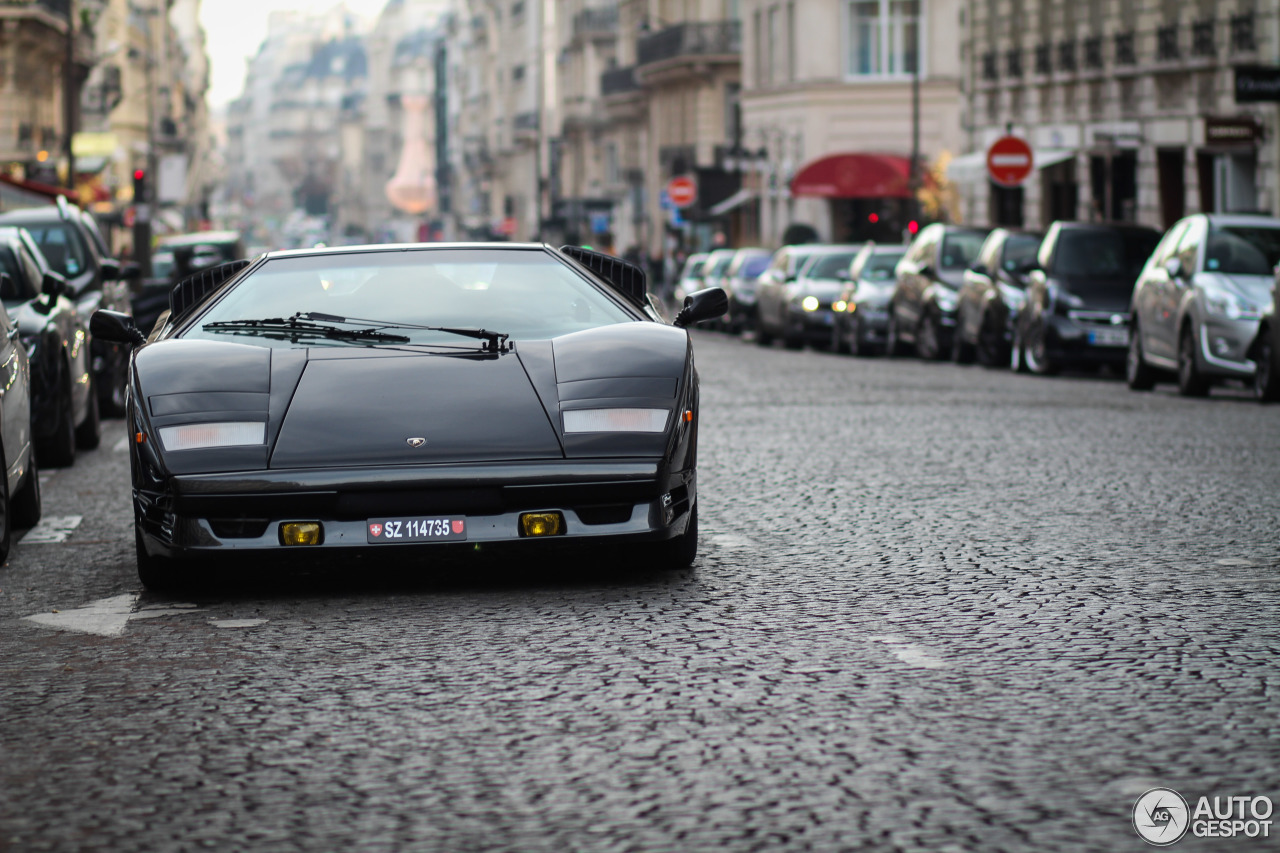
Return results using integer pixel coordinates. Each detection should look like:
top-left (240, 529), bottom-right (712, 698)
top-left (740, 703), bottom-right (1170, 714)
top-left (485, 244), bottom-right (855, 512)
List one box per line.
top-left (741, 0), bottom-right (965, 246)
top-left (957, 0), bottom-right (1280, 231)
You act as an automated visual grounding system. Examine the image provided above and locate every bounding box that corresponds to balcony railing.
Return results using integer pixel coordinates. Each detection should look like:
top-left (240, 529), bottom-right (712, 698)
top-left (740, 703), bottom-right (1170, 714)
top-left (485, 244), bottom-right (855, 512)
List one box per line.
top-left (1230, 12), bottom-right (1255, 53)
top-left (1156, 24), bottom-right (1179, 61)
top-left (637, 20), bottom-right (741, 67)
top-left (600, 65), bottom-right (638, 96)
top-left (573, 6), bottom-right (618, 39)
top-left (1006, 48), bottom-right (1022, 78)
top-left (1114, 31), bottom-right (1136, 65)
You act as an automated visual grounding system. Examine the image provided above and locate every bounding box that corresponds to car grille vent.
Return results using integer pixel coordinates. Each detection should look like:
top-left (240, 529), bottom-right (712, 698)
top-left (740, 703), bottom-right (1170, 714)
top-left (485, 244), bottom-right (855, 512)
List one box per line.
top-left (576, 504), bottom-right (634, 525)
top-left (560, 246), bottom-right (647, 307)
top-left (169, 259), bottom-right (252, 323)
top-left (208, 518), bottom-right (270, 539)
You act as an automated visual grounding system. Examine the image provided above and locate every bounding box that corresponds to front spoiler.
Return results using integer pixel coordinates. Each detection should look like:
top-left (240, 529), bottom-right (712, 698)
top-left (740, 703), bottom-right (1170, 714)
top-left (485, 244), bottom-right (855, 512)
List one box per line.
top-left (135, 459), bottom-right (695, 558)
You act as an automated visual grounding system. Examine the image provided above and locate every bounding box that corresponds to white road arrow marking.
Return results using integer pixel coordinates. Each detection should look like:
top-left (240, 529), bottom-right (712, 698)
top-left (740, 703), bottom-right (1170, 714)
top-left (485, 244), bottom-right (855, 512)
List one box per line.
top-left (23, 596), bottom-right (204, 637)
top-left (20, 515), bottom-right (83, 544)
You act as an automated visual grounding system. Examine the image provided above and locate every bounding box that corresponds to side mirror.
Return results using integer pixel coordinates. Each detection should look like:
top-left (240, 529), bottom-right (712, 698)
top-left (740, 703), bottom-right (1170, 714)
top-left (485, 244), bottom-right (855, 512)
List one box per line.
top-left (674, 287), bottom-right (729, 328)
top-left (1165, 257), bottom-right (1185, 280)
top-left (918, 264), bottom-right (934, 278)
top-left (969, 262), bottom-right (988, 277)
top-left (90, 308), bottom-right (146, 346)
top-left (41, 271), bottom-right (66, 299)
top-left (99, 259), bottom-right (121, 280)
top-left (120, 262), bottom-right (142, 280)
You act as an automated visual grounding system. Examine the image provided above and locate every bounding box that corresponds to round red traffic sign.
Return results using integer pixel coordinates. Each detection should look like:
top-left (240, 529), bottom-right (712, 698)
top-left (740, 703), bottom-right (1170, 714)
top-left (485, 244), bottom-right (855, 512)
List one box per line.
top-left (666, 176), bottom-right (697, 208)
top-left (986, 136), bottom-right (1034, 188)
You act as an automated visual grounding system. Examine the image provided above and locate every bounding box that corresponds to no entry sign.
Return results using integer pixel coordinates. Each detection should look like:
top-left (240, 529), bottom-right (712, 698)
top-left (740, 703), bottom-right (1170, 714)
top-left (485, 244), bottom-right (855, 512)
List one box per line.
top-left (986, 136), bottom-right (1034, 188)
top-left (666, 175), bottom-right (697, 208)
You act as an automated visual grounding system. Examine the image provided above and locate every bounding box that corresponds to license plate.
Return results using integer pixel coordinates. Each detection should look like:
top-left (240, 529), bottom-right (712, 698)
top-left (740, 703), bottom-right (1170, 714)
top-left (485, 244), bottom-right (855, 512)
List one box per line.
top-left (367, 517), bottom-right (467, 543)
top-left (1087, 327), bottom-right (1129, 347)
top-left (819, 311), bottom-right (835, 325)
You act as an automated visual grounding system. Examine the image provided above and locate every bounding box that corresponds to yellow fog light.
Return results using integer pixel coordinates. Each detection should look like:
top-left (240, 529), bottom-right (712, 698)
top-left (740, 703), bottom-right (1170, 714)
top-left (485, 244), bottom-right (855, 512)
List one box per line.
top-left (519, 512), bottom-right (565, 537)
top-left (280, 522), bottom-right (323, 546)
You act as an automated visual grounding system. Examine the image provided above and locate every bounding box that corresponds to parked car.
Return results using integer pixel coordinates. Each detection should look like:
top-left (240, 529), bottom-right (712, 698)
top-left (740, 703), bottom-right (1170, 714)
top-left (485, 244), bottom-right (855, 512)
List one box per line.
top-left (755, 244), bottom-right (859, 348)
top-left (90, 243), bottom-right (727, 589)
top-left (0, 228), bottom-right (99, 466)
top-left (953, 229), bottom-right (1043, 365)
top-left (1011, 222), bottom-right (1160, 375)
top-left (672, 252), bottom-right (710, 305)
top-left (1127, 213), bottom-right (1280, 396)
top-left (695, 248), bottom-right (740, 329)
top-left (0, 198), bottom-right (137, 415)
top-left (886, 224), bottom-right (991, 359)
top-left (0, 284), bottom-right (42, 558)
top-left (1248, 284), bottom-right (1278, 401)
top-left (723, 248), bottom-right (771, 331)
top-left (830, 243), bottom-right (908, 356)
top-left (133, 232), bottom-right (246, 334)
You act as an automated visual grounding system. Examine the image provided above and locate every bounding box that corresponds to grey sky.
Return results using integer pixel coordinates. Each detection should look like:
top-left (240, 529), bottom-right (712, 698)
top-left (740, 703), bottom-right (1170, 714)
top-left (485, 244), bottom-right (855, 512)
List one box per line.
top-left (200, 0), bottom-right (387, 108)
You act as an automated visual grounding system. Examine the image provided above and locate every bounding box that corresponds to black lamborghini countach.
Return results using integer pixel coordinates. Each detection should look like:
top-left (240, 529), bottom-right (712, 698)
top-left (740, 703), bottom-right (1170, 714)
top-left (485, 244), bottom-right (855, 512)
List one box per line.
top-left (91, 243), bottom-right (727, 589)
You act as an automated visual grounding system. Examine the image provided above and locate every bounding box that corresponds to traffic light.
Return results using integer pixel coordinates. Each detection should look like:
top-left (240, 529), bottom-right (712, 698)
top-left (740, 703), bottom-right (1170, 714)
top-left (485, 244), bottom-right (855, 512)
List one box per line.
top-left (868, 213), bottom-right (879, 223)
top-left (133, 168), bottom-right (147, 202)
top-left (907, 220), bottom-right (920, 235)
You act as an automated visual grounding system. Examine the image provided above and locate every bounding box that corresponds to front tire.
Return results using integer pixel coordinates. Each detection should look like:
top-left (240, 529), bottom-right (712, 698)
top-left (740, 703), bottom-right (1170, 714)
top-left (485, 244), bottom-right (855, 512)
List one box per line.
top-left (1177, 324), bottom-right (1210, 397)
top-left (951, 324), bottom-right (976, 364)
top-left (916, 312), bottom-right (945, 361)
top-left (75, 380), bottom-right (101, 450)
top-left (653, 504), bottom-right (697, 569)
top-left (1255, 334), bottom-right (1280, 402)
top-left (38, 364), bottom-right (77, 468)
top-left (1126, 321), bottom-right (1157, 391)
top-left (136, 526), bottom-right (183, 591)
top-left (976, 311), bottom-right (1008, 367)
top-left (1024, 322), bottom-right (1059, 375)
top-left (10, 453), bottom-right (41, 529)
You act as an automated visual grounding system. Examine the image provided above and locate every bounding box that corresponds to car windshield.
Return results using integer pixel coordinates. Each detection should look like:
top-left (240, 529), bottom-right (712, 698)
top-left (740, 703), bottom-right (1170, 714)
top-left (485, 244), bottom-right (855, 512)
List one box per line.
top-left (1055, 229), bottom-right (1160, 278)
top-left (1002, 234), bottom-right (1042, 271)
top-left (1204, 227), bottom-right (1280, 275)
top-left (861, 250), bottom-right (906, 281)
top-left (23, 223), bottom-right (88, 278)
top-left (806, 252), bottom-right (858, 279)
top-left (940, 232), bottom-right (987, 269)
top-left (680, 257), bottom-right (707, 279)
top-left (184, 248), bottom-right (636, 348)
top-left (152, 252), bottom-right (175, 280)
top-left (705, 254), bottom-right (734, 277)
top-left (740, 256), bottom-right (770, 278)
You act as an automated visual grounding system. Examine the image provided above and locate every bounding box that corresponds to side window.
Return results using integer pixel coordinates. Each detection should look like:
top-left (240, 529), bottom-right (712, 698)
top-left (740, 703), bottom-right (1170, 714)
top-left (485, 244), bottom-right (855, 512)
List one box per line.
top-left (17, 245), bottom-right (43, 296)
top-left (1175, 218), bottom-right (1205, 273)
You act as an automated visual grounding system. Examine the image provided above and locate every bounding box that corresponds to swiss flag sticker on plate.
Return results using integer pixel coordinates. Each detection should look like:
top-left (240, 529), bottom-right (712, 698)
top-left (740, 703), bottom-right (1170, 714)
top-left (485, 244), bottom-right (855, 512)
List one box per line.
top-left (451, 519), bottom-right (465, 534)
top-left (369, 523), bottom-right (383, 538)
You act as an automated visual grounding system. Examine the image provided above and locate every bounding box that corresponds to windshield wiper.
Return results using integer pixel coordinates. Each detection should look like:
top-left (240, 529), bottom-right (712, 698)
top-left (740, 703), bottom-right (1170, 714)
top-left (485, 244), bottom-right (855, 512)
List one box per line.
top-left (299, 312), bottom-right (511, 353)
top-left (202, 317), bottom-right (411, 345)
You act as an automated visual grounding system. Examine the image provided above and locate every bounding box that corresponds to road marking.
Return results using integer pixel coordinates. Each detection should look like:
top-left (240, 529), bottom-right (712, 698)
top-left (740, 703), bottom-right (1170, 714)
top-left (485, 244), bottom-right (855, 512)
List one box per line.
top-left (20, 516), bottom-right (83, 544)
top-left (113, 436), bottom-right (129, 452)
top-left (1215, 558), bottom-right (1257, 567)
top-left (869, 635), bottom-right (949, 670)
top-left (23, 596), bottom-right (204, 636)
top-left (23, 594), bottom-right (137, 637)
top-left (210, 618), bottom-right (268, 628)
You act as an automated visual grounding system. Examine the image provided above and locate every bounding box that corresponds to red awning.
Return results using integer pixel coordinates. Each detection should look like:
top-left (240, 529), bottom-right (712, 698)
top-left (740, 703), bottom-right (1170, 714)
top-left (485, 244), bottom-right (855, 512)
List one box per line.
top-left (0, 174), bottom-right (79, 204)
top-left (789, 153), bottom-right (917, 199)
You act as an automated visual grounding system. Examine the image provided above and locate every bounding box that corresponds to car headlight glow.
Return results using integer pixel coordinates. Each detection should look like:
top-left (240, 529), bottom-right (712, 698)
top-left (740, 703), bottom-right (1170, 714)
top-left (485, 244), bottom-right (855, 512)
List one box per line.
top-left (562, 408), bottom-right (668, 433)
top-left (833, 300), bottom-right (848, 312)
top-left (1203, 288), bottom-right (1257, 320)
top-left (158, 421), bottom-right (266, 451)
top-left (801, 296), bottom-right (820, 312)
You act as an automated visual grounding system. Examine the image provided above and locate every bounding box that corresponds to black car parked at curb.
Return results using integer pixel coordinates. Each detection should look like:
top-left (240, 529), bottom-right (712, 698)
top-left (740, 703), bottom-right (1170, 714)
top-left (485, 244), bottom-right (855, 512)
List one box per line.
top-left (1013, 221), bottom-right (1160, 375)
top-left (886, 224), bottom-right (990, 359)
top-left (0, 199), bottom-right (137, 417)
top-left (0, 227), bottom-right (99, 466)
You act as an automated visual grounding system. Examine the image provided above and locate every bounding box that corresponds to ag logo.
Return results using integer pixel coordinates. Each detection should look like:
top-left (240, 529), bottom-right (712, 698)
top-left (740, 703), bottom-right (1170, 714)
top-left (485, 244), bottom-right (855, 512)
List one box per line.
top-left (369, 523), bottom-right (383, 538)
top-left (1134, 788), bottom-right (1190, 846)
top-left (406, 437), bottom-right (426, 448)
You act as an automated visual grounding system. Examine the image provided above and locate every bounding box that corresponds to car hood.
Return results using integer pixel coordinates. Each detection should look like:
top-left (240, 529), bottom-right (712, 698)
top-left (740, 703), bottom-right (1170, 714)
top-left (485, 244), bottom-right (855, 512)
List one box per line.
top-left (1198, 272), bottom-right (1273, 307)
top-left (853, 282), bottom-right (894, 307)
top-left (271, 351), bottom-right (564, 468)
top-left (797, 279), bottom-right (846, 299)
top-left (1052, 275), bottom-right (1135, 312)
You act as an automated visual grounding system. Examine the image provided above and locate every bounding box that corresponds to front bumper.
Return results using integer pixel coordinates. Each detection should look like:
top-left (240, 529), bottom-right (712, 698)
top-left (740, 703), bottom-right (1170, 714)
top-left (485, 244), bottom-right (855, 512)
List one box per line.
top-left (1045, 312), bottom-right (1131, 364)
top-left (135, 459), bottom-right (696, 558)
top-left (1197, 316), bottom-right (1261, 377)
top-left (788, 307), bottom-right (838, 341)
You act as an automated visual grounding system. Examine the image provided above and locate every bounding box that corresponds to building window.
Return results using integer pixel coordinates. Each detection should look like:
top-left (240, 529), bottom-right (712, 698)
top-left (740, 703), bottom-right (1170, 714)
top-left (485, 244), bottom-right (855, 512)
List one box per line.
top-left (845, 0), bottom-right (921, 78)
top-left (753, 10), bottom-right (763, 86)
top-left (512, 64), bottom-right (525, 82)
top-left (1230, 12), bottom-right (1256, 53)
top-left (1156, 24), bottom-right (1179, 61)
top-left (1191, 18), bottom-right (1215, 57)
top-left (604, 141), bottom-right (618, 185)
top-left (1114, 31), bottom-right (1136, 65)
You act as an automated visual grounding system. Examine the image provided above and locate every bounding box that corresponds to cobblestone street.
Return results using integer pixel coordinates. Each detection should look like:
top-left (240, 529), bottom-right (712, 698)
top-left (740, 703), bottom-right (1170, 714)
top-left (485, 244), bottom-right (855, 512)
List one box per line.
top-left (2, 332), bottom-right (1278, 852)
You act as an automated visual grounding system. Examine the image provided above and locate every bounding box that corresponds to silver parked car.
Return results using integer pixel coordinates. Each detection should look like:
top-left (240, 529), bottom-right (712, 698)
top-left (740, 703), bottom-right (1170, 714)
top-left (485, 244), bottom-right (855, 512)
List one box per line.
top-left (1127, 213), bottom-right (1280, 396)
top-left (723, 247), bottom-right (771, 332)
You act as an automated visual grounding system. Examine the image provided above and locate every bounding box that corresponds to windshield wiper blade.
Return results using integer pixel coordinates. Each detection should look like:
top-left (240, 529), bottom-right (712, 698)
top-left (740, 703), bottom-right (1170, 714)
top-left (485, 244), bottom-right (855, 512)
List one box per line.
top-left (299, 312), bottom-right (511, 353)
top-left (202, 317), bottom-right (411, 344)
